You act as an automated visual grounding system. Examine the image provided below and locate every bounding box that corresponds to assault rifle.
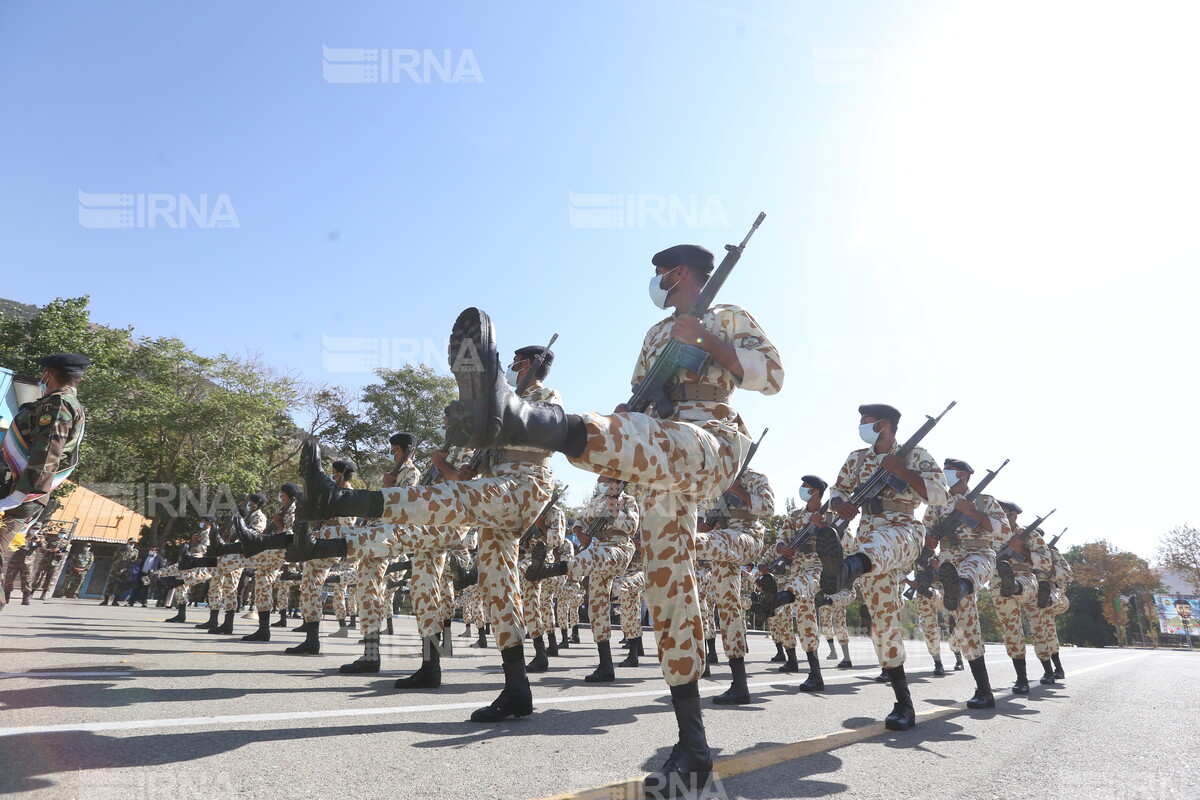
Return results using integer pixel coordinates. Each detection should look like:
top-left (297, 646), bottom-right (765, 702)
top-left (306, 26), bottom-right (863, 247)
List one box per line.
top-left (913, 458), bottom-right (1010, 571)
top-left (996, 508), bottom-right (1056, 564)
top-left (626, 213), bottom-right (766, 420)
top-left (767, 500), bottom-right (831, 575)
top-left (519, 485), bottom-right (566, 549)
top-left (703, 428), bottom-right (768, 528)
top-left (1048, 527), bottom-right (1067, 549)
top-left (828, 401), bottom-right (957, 536)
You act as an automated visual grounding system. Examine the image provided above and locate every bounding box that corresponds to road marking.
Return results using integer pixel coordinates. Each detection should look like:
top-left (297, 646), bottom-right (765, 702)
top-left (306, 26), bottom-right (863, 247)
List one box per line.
top-left (531, 653), bottom-right (1151, 800)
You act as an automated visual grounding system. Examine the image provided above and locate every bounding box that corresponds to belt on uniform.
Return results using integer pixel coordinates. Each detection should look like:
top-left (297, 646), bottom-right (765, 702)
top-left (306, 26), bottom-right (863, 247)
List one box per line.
top-left (1008, 561), bottom-right (1033, 573)
top-left (490, 448), bottom-right (552, 467)
top-left (864, 498), bottom-right (918, 515)
top-left (667, 384), bottom-right (731, 404)
top-left (596, 530), bottom-right (631, 543)
top-left (726, 508), bottom-right (754, 521)
top-left (947, 536), bottom-right (993, 550)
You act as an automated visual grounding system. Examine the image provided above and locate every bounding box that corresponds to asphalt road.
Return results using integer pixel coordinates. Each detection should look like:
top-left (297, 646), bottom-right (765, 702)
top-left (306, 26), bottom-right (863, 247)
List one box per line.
top-left (1, 600), bottom-right (1195, 800)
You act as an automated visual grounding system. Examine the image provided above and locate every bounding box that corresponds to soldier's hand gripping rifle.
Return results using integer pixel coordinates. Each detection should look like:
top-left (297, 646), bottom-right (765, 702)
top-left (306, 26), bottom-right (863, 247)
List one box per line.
top-left (914, 458), bottom-right (1010, 574)
top-left (996, 508), bottom-right (1056, 564)
top-left (767, 499), bottom-right (831, 575)
top-left (626, 213), bottom-right (765, 420)
top-left (518, 485), bottom-right (566, 549)
top-left (703, 428), bottom-right (768, 529)
top-left (826, 401), bottom-right (957, 537)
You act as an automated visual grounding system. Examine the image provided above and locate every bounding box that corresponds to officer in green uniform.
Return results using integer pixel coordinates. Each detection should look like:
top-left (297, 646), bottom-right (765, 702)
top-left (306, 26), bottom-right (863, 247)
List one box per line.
top-left (0, 354), bottom-right (88, 612)
top-left (63, 544), bottom-right (94, 597)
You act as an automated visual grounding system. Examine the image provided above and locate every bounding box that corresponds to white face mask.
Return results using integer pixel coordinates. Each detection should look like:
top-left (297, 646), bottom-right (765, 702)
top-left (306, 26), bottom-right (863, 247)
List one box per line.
top-left (858, 422), bottom-right (881, 445)
top-left (505, 363), bottom-right (521, 388)
top-left (38, 380), bottom-right (48, 396)
top-left (798, 487), bottom-right (814, 503)
top-left (648, 270), bottom-right (680, 310)
top-left (944, 469), bottom-right (959, 486)
top-left (199, 523), bottom-right (208, 531)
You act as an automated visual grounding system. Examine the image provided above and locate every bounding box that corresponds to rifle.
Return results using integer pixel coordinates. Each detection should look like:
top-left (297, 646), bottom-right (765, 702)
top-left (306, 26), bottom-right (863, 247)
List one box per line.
top-left (997, 508), bottom-right (1056, 564)
top-left (626, 213), bottom-right (766, 419)
top-left (913, 458), bottom-right (1010, 571)
top-left (828, 401), bottom-right (957, 536)
top-left (465, 332), bottom-right (559, 475)
top-left (1048, 527), bottom-right (1067, 549)
top-left (519, 485), bottom-right (566, 549)
top-left (767, 499), bottom-right (831, 575)
top-left (704, 428), bottom-right (768, 528)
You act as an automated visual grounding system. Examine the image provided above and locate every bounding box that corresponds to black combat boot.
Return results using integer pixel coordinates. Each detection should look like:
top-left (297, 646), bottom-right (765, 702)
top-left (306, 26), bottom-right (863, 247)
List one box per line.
top-left (208, 610), bottom-right (235, 635)
top-left (238, 527), bottom-right (291, 557)
top-left (779, 647), bottom-right (799, 673)
top-left (770, 641), bottom-right (786, 663)
top-left (997, 560), bottom-right (1019, 597)
top-left (966, 656), bottom-right (996, 709)
top-left (470, 643), bottom-right (533, 722)
top-left (471, 625), bottom-right (489, 649)
top-left (285, 530), bottom-right (348, 564)
top-left (875, 669), bottom-right (891, 684)
top-left (933, 659), bottom-right (946, 677)
top-left (940, 561), bottom-right (971, 612)
top-left (954, 651), bottom-right (965, 670)
top-left (642, 682), bottom-right (715, 800)
top-left (712, 656), bottom-right (750, 705)
top-left (242, 611), bottom-right (272, 641)
top-left (526, 542), bottom-right (569, 582)
top-left (546, 629), bottom-right (559, 657)
top-left (1051, 652), bottom-right (1065, 679)
top-left (797, 650), bottom-right (824, 692)
top-left (459, 622), bottom-right (473, 639)
top-left (341, 634), bottom-right (382, 674)
top-left (1037, 579), bottom-right (1052, 609)
top-left (527, 634), bottom-right (549, 673)
top-left (98, 595), bottom-right (110, 606)
top-left (181, 553), bottom-right (219, 570)
top-left (292, 617), bottom-right (313, 632)
top-left (837, 641), bottom-right (853, 668)
top-left (619, 636), bottom-right (643, 667)
top-left (571, 625), bottom-right (581, 644)
top-left (385, 616), bottom-right (395, 635)
top-left (1011, 657), bottom-right (1030, 694)
top-left (329, 617), bottom-right (351, 639)
top-left (195, 609), bottom-right (219, 629)
top-left (1039, 659), bottom-right (1057, 685)
top-left (165, 604), bottom-right (187, 623)
top-left (771, 590), bottom-right (796, 612)
top-left (585, 639), bottom-right (615, 683)
top-left (826, 638), bottom-right (838, 659)
top-left (706, 638), bottom-right (720, 667)
top-left (884, 666), bottom-right (916, 731)
top-left (395, 637), bottom-right (443, 689)
top-left (817, 528), bottom-right (868, 596)
top-left (441, 620), bottom-right (453, 657)
top-left (286, 621), bottom-right (321, 655)
top-left (559, 628), bottom-right (571, 648)
top-left (272, 610), bottom-right (288, 627)
top-left (297, 440), bottom-right (385, 522)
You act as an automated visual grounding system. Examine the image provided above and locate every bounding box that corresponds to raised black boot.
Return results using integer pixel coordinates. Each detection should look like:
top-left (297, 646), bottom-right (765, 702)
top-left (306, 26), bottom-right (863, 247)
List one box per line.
top-left (470, 643), bottom-right (533, 722)
top-left (271, 610), bottom-right (288, 627)
top-left (242, 611), bottom-right (272, 641)
top-left (526, 542), bottom-right (569, 582)
top-left (770, 641), bottom-right (786, 663)
top-left (527, 634), bottom-right (549, 673)
top-left (341, 634), bottom-right (382, 674)
top-left (712, 656), bottom-right (750, 705)
top-left (286, 621), bottom-right (321, 654)
top-left (195, 609), bottom-right (219, 629)
top-left (546, 629), bottom-right (559, 657)
top-left (1051, 652), bottom-right (1065, 679)
top-left (208, 610), bottom-right (235, 634)
top-left (642, 682), bottom-right (715, 799)
top-left (940, 561), bottom-right (971, 612)
top-left (165, 604), bottom-right (187, 623)
top-left (1011, 657), bottom-right (1030, 695)
top-left (884, 666), bottom-right (916, 731)
top-left (1036, 579), bottom-right (1052, 609)
top-left (779, 647), bottom-right (799, 673)
top-left (966, 656), bottom-right (996, 709)
top-left (181, 553), bottom-right (219, 570)
top-left (285, 530), bottom-right (348, 564)
top-left (954, 651), bottom-right (965, 671)
top-left (837, 641), bottom-right (852, 668)
top-left (559, 628), bottom-right (570, 648)
top-left (619, 635), bottom-right (642, 667)
top-left (826, 638), bottom-right (838, 659)
top-left (1038, 658), bottom-right (1057, 685)
top-left (997, 560), bottom-right (1019, 598)
top-left (797, 650), bottom-right (824, 692)
top-left (817, 528), bottom-right (868, 596)
top-left (585, 639), bottom-right (615, 682)
top-left (297, 440), bottom-right (385, 522)
top-left (933, 659), bottom-right (946, 677)
top-left (706, 638), bottom-right (720, 667)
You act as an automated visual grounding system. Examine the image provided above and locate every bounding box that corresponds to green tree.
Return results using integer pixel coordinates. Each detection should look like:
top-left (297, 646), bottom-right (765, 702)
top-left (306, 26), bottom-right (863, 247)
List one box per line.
top-left (1066, 541), bottom-right (1160, 647)
top-left (1157, 524), bottom-right (1200, 594)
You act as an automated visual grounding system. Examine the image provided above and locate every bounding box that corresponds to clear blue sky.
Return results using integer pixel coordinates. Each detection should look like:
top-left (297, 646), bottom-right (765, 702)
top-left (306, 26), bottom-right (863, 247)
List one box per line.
top-left (2, 1), bottom-right (1196, 560)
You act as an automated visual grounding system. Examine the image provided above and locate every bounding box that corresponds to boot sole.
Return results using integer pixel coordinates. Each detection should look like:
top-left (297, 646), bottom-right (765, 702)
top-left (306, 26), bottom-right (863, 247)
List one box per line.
top-left (997, 560), bottom-right (1015, 597)
top-left (939, 562), bottom-right (961, 611)
top-left (446, 307), bottom-right (501, 449)
top-left (815, 528), bottom-right (844, 596)
top-left (299, 440), bottom-right (333, 522)
top-left (1037, 581), bottom-right (1052, 609)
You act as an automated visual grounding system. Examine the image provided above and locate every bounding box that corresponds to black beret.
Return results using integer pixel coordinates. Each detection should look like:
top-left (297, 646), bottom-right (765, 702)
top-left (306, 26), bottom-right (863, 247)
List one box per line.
top-left (248, 493), bottom-right (268, 505)
top-left (389, 432), bottom-right (416, 449)
top-left (858, 404), bottom-right (901, 426)
top-left (39, 353), bottom-right (91, 372)
top-left (280, 483), bottom-right (303, 499)
top-left (514, 346), bottom-right (554, 367)
top-left (998, 500), bottom-right (1023, 514)
top-left (800, 475), bottom-right (828, 492)
top-left (943, 458), bottom-right (974, 475)
top-left (651, 244), bottom-right (715, 274)
top-left (332, 459), bottom-right (356, 474)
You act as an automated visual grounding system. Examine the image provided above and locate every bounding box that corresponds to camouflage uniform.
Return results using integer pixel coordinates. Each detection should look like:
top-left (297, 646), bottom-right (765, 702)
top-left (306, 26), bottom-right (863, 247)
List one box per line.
top-left (994, 526), bottom-right (1052, 660)
top-left (210, 508), bottom-right (267, 614)
top-left (830, 445), bottom-right (948, 669)
top-left (521, 506), bottom-right (566, 641)
top-left (31, 536), bottom-right (70, 598)
top-left (3, 535), bottom-right (39, 603)
top-left (914, 589), bottom-right (944, 662)
top-left (573, 486), bottom-right (639, 644)
top-left (695, 469), bottom-right (772, 659)
top-left (102, 544), bottom-right (140, 601)
top-left (565, 304), bottom-right (784, 686)
top-left (614, 551), bottom-right (646, 641)
top-left (697, 563), bottom-right (717, 642)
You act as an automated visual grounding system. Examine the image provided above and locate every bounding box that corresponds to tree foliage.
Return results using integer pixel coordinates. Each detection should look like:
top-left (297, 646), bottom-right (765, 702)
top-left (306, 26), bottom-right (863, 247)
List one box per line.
top-left (1157, 524), bottom-right (1200, 594)
top-left (1067, 540), bottom-right (1160, 646)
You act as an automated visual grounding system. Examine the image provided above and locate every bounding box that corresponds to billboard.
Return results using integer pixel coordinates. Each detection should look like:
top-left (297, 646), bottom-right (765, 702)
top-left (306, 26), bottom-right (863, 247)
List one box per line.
top-left (1153, 594), bottom-right (1200, 636)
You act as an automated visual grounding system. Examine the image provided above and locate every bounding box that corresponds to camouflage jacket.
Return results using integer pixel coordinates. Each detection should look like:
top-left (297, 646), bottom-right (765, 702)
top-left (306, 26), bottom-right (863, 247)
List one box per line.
top-left (11, 386), bottom-right (86, 504)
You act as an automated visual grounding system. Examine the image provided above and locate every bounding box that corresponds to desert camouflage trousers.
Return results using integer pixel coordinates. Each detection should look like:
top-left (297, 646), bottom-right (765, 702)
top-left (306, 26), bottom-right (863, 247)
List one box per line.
top-left (852, 516), bottom-right (924, 669)
top-left (781, 561), bottom-right (822, 654)
top-left (1028, 601), bottom-right (1062, 660)
top-left (376, 462), bottom-right (553, 650)
top-left (614, 571), bottom-right (646, 640)
top-left (993, 567), bottom-right (1039, 659)
top-left (557, 580), bottom-right (583, 630)
top-left (698, 569), bottom-right (717, 641)
top-left (570, 538), bottom-right (634, 643)
top-left (941, 547), bottom-right (996, 661)
top-left (819, 587), bottom-right (854, 644)
top-left (209, 555), bottom-right (246, 613)
top-left (697, 526), bottom-right (762, 659)
top-left (915, 590), bottom-right (944, 660)
top-left (769, 595), bottom-right (796, 648)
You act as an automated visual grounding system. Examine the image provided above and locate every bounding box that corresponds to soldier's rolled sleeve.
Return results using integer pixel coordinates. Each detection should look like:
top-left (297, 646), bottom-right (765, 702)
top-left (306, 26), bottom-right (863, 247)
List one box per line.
top-left (612, 495), bottom-right (641, 536)
top-left (745, 471), bottom-right (774, 517)
top-left (730, 310), bottom-right (784, 394)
